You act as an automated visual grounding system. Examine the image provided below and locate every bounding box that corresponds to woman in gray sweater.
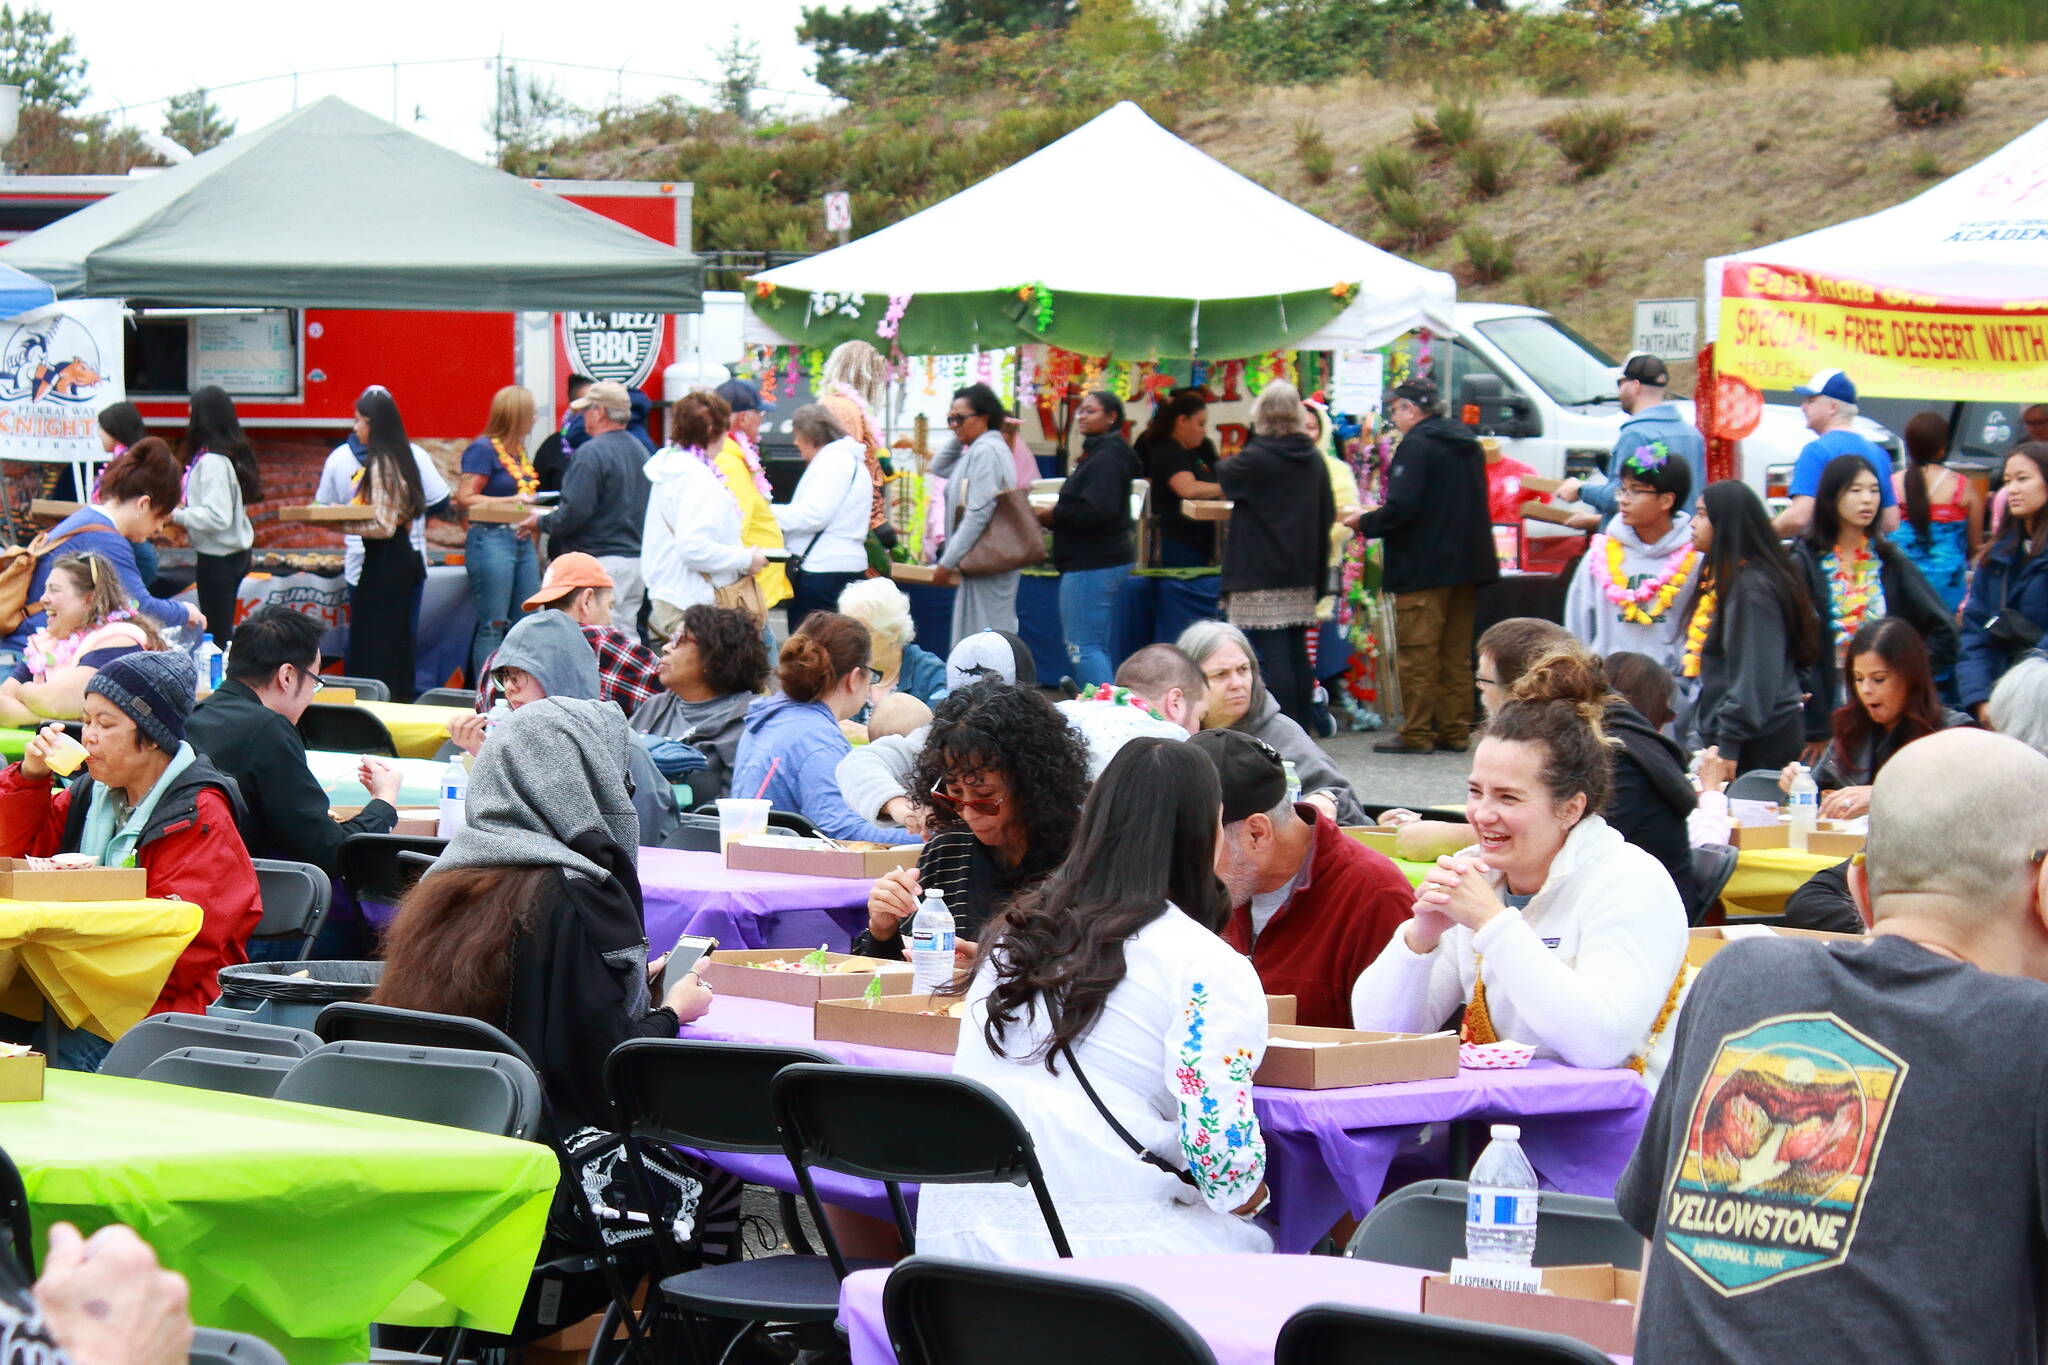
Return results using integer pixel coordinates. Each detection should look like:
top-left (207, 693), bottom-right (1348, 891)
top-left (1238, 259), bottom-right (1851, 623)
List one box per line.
top-left (929, 383), bottom-right (1021, 640)
top-left (174, 386), bottom-right (259, 644)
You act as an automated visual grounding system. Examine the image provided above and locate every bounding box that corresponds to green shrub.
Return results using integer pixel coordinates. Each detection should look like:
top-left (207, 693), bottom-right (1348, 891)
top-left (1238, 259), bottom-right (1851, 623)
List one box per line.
top-left (1541, 109), bottom-right (1646, 179)
top-left (1565, 245), bottom-right (1610, 288)
top-left (1459, 226), bottom-right (1517, 284)
top-left (1908, 146), bottom-right (1945, 179)
top-left (1295, 119), bottom-right (1335, 184)
top-left (1411, 96), bottom-right (1484, 152)
top-left (1887, 71), bottom-right (1972, 127)
top-left (1374, 187), bottom-right (1460, 250)
top-left (1360, 144), bottom-right (1421, 203)
top-left (1457, 136), bottom-right (1525, 199)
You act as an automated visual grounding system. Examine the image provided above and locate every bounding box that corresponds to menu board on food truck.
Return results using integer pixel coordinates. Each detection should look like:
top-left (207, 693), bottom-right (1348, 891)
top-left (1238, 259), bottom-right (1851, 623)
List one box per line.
top-left (191, 310), bottom-right (298, 396)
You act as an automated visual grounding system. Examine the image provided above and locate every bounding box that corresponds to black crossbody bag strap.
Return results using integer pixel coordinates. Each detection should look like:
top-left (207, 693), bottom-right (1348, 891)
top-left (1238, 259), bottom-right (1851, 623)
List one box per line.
top-left (1058, 1041), bottom-right (1197, 1188)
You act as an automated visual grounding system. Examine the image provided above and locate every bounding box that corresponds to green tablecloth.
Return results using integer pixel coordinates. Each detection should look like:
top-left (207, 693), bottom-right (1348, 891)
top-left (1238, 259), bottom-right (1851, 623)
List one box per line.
top-left (2, 1072), bottom-right (557, 1365)
top-left (0, 729), bottom-right (29, 760)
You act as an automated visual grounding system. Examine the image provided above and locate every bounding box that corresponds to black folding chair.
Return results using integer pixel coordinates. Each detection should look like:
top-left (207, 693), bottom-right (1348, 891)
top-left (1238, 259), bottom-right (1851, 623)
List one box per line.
top-left (274, 1039), bottom-right (543, 1141)
top-left (1689, 842), bottom-right (1740, 925)
top-left (687, 805), bottom-right (820, 838)
top-left (1727, 768), bottom-right (1786, 803)
top-left (297, 704), bottom-right (399, 756)
top-left (659, 813), bottom-right (722, 853)
top-left (137, 1047), bottom-right (295, 1099)
top-left (1345, 1180), bottom-right (1643, 1272)
top-left (1275, 1302), bottom-right (1611, 1364)
top-left (249, 859), bottom-right (332, 960)
top-left (189, 1327), bottom-right (291, 1365)
top-left (0, 1144), bottom-right (34, 1277)
top-left (415, 687), bottom-right (477, 709)
top-left (771, 1063), bottom-right (1073, 1266)
top-left (605, 1039), bottom-right (859, 1362)
top-left (101, 1013), bottom-right (321, 1079)
top-left (337, 833), bottom-right (447, 924)
top-left (317, 674), bottom-right (392, 702)
top-left (884, 1256), bottom-right (1216, 1365)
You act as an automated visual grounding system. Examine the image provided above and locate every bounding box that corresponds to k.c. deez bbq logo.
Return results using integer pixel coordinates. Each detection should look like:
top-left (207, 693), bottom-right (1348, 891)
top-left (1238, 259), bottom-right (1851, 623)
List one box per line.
top-left (564, 311), bottom-right (666, 390)
top-left (1661, 1013), bottom-right (1906, 1295)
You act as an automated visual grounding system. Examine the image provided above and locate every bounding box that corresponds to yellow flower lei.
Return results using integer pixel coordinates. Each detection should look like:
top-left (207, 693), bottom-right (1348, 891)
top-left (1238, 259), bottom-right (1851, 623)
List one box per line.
top-left (490, 438), bottom-right (539, 499)
top-left (1681, 587), bottom-right (1717, 679)
top-left (1601, 536), bottom-right (1699, 626)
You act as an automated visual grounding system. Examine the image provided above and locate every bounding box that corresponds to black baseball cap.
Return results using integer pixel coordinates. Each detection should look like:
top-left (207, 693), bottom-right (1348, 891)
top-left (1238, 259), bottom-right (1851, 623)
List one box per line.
top-left (1189, 729), bottom-right (1290, 825)
top-left (1391, 378), bottom-right (1439, 408)
top-left (1621, 354), bottom-right (1669, 386)
top-left (715, 379), bottom-right (765, 414)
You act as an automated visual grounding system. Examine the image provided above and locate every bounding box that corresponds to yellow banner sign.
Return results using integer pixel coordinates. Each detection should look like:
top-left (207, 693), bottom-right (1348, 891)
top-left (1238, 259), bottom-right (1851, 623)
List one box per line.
top-left (1718, 261), bottom-right (2048, 402)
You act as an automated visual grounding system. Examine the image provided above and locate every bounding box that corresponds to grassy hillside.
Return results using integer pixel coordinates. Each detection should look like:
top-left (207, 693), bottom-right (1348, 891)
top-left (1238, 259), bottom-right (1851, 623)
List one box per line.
top-left (547, 43), bottom-right (2048, 378)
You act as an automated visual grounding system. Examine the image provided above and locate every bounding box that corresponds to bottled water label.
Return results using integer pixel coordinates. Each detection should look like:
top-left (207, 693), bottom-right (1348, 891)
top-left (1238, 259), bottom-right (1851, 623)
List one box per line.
top-left (1468, 1187), bottom-right (1538, 1229)
top-left (910, 927), bottom-right (954, 954)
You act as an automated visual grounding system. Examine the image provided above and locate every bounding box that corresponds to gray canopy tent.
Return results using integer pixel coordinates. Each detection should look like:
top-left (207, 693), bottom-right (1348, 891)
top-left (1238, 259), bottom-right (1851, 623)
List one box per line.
top-left (2, 96), bottom-right (701, 312)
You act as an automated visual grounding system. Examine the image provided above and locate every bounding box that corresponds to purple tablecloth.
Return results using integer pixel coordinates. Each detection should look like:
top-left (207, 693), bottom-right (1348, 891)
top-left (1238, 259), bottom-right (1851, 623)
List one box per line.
top-left (839, 1254), bottom-right (1633, 1365)
top-left (638, 849), bottom-right (873, 952)
top-left (679, 997), bottom-right (1647, 1252)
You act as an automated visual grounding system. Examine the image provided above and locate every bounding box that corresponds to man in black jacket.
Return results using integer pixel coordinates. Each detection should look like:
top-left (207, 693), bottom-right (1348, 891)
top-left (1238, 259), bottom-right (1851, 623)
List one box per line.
top-left (186, 605), bottom-right (400, 884)
top-left (1348, 379), bottom-right (1500, 754)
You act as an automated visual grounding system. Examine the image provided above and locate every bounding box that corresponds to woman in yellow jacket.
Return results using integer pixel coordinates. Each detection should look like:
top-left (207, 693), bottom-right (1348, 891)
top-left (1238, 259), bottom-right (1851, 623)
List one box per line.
top-left (709, 380), bottom-right (792, 612)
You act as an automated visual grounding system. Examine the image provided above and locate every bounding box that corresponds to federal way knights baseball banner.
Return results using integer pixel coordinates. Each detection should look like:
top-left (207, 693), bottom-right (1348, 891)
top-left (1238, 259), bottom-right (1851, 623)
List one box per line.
top-left (0, 299), bottom-right (125, 463)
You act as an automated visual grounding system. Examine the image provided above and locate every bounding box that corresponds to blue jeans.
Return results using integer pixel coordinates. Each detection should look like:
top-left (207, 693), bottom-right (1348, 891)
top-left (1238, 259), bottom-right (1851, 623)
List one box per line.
top-left (465, 523), bottom-right (539, 677)
top-left (1059, 564), bottom-right (1128, 685)
top-left (37, 1003), bottom-right (111, 1072)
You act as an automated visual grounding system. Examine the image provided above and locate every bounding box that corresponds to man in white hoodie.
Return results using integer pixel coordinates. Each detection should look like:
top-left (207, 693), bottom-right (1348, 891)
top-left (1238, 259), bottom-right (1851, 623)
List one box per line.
top-left (1562, 443), bottom-right (1696, 678)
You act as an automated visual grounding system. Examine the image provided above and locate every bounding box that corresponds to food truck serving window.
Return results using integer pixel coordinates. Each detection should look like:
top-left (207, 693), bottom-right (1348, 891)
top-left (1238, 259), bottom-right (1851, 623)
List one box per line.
top-left (125, 308), bottom-right (301, 400)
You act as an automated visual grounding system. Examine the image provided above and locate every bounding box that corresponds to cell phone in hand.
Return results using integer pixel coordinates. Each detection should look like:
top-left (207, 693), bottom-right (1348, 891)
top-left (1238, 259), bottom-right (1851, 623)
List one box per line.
top-left (660, 934), bottom-right (718, 998)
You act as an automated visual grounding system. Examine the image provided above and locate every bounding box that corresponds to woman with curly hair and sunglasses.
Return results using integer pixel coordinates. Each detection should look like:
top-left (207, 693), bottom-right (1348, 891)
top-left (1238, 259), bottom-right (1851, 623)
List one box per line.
top-left (855, 678), bottom-right (1090, 961)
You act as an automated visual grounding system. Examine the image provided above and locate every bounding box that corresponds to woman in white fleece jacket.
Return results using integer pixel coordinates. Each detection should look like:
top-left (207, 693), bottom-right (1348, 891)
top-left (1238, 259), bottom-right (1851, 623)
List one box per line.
top-left (173, 385), bottom-right (259, 644)
top-left (642, 391), bottom-right (766, 644)
top-left (1351, 644), bottom-right (1687, 1087)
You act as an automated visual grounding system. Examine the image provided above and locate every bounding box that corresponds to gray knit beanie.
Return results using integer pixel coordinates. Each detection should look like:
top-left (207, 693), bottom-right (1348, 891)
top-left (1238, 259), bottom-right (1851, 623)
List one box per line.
top-left (85, 650), bottom-right (196, 753)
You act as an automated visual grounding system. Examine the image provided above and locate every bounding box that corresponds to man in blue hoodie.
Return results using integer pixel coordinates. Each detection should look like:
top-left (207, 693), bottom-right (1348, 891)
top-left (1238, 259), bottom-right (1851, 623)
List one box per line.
top-left (1556, 354), bottom-right (1706, 529)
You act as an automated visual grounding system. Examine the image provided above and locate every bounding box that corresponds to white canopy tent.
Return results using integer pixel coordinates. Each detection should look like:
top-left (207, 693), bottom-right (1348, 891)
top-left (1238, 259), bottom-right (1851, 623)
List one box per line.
top-left (746, 101), bottom-right (1455, 359)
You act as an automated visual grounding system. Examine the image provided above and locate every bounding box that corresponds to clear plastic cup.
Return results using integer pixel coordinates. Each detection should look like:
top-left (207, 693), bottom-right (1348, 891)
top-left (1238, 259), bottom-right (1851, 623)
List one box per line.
top-left (715, 798), bottom-right (772, 853)
top-left (42, 732), bottom-right (87, 777)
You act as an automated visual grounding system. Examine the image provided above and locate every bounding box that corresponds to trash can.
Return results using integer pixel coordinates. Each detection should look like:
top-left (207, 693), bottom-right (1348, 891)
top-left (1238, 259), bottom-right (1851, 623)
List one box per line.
top-left (211, 960), bottom-right (382, 1032)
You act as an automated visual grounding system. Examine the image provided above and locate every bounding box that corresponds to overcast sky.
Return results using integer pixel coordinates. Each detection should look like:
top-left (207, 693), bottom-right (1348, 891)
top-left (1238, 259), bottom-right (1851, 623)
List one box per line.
top-left (57, 0), bottom-right (846, 162)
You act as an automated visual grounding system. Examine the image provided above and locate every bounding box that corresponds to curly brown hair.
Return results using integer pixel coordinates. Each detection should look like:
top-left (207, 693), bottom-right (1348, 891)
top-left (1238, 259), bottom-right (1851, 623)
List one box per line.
top-left (908, 679), bottom-right (1089, 851)
top-left (677, 603), bottom-right (769, 696)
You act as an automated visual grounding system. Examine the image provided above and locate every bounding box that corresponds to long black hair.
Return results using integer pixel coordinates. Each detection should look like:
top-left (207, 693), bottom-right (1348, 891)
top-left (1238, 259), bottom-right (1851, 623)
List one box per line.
top-left (97, 401), bottom-right (145, 448)
top-left (1696, 479), bottom-right (1819, 667)
top-left (1140, 386), bottom-right (1208, 452)
top-left (1900, 411), bottom-right (1948, 548)
top-left (356, 388), bottom-right (426, 523)
top-left (184, 385), bottom-right (262, 503)
top-left (1993, 442), bottom-right (2048, 563)
top-left (968, 738), bottom-right (1229, 1070)
top-left (1831, 616), bottom-right (1944, 774)
top-left (1803, 453), bottom-right (1885, 554)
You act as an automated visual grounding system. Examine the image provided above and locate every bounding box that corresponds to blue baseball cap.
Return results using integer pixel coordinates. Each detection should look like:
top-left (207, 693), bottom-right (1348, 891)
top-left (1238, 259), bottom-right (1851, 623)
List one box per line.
top-left (1794, 369), bottom-right (1857, 404)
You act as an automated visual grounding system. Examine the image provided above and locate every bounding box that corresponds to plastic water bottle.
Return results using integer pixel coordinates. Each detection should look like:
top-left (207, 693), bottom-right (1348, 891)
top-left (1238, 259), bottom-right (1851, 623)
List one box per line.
top-left (1465, 1123), bottom-right (1540, 1265)
top-left (909, 889), bottom-right (956, 994)
top-left (1787, 764), bottom-right (1819, 853)
top-left (1282, 759), bottom-right (1301, 805)
top-left (483, 699), bottom-right (512, 735)
top-left (436, 758), bottom-right (468, 838)
top-left (194, 634), bottom-right (223, 695)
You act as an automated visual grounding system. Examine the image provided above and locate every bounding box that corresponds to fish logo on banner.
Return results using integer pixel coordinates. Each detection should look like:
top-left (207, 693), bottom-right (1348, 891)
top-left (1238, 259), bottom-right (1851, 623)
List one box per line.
top-left (0, 310), bottom-right (107, 404)
top-left (564, 311), bottom-right (666, 390)
top-left (1660, 1013), bottom-right (1906, 1296)
top-left (0, 300), bottom-right (125, 462)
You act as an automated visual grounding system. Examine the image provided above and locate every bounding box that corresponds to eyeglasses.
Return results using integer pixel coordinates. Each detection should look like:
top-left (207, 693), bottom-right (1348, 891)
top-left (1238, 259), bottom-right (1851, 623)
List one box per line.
top-left (1476, 675), bottom-right (1501, 687)
top-left (865, 667), bottom-right (885, 686)
top-left (929, 778), bottom-right (1005, 818)
top-left (945, 414), bottom-right (969, 427)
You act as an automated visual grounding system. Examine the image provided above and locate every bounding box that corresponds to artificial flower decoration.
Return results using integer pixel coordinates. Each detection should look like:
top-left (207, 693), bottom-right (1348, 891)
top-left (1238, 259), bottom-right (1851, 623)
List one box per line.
top-left (1598, 536), bottom-right (1697, 625)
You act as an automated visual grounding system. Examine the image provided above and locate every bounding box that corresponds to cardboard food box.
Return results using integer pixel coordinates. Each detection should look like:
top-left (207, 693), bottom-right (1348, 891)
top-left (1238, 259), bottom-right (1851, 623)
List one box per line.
top-left (1181, 499), bottom-right (1234, 521)
top-left (888, 562), bottom-right (945, 585)
top-left (725, 835), bottom-right (922, 879)
top-left (1729, 822), bottom-right (1863, 857)
top-left (700, 949), bottom-right (916, 1007)
top-left (1254, 1025), bottom-right (1459, 1090)
top-left (0, 859), bottom-right (148, 902)
top-left (1517, 474), bottom-right (1564, 495)
top-left (1519, 498), bottom-right (1585, 527)
top-left (815, 992), bottom-right (963, 1054)
top-left (0, 1052), bottom-right (45, 1102)
top-left (1686, 923), bottom-right (1860, 969)
top-left (1266, 995), bottom-right (1297, 1026)
top-left (1421, 1264), bottom-right (1640, 1356)
top-left (467, 500), bottom-right (533, 525)
top-left (309, 688), bottom-right (359, 706)
top-left (28, 499), bottom-right (79, 521)
top-left (279, 505), bottom-right (367, 523)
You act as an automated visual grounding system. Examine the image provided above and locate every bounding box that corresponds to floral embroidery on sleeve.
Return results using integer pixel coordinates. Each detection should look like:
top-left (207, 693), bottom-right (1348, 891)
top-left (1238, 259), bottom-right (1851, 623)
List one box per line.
top-left (1175, 981), bottom-right (1265, 1211)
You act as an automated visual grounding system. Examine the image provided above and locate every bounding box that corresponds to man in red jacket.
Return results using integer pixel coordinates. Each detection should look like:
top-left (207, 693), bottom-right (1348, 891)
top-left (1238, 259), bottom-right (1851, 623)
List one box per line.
top-left (1192, 728), bottom-right (1413, 1029)
top-left (0, 650), bottom-right (261, 1069)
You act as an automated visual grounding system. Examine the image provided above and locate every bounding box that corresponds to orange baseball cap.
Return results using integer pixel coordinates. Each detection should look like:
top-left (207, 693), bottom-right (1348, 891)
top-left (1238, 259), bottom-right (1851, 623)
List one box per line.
top-left (524, 552), bottom-right (615, 609)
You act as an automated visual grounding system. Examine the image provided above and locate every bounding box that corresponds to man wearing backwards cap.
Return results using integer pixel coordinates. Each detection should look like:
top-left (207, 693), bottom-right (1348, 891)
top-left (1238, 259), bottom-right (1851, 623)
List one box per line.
top-left (468, 552), bottom-right (662, 717)
top-left (1772, 368), bottom-right (1899, 537)
top-left (1343, 378), bottom-right (1498, 755)
top-left (711, 379), bottom-right (791, 610)
top-left (1555, 354), bottom-right (1707, 531)
top-left (1191, 728), bottom-right (1413, 1029)
top-left (0, 652), bottom-right (261, 1065)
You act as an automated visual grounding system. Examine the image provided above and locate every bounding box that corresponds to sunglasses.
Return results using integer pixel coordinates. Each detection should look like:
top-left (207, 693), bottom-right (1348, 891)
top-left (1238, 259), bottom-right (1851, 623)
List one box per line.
top-left (945, 414), bottom-right (969, 427)
top-left (929, 778), bottom-right (1005, 817)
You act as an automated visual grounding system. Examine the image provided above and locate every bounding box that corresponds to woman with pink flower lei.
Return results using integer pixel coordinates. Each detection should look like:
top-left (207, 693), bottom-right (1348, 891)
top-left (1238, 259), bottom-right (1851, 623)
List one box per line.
top-left (1563, 443), bottom-right (1696, 684)
top-left (0, 553), bottom-right (161, 728)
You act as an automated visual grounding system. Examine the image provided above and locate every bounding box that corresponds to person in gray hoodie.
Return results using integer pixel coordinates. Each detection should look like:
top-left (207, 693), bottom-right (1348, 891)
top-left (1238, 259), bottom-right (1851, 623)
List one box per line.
top-left (1563, 442), bottom-right (1696, 679)
top-left (453, 609), bottom-right (680, 845)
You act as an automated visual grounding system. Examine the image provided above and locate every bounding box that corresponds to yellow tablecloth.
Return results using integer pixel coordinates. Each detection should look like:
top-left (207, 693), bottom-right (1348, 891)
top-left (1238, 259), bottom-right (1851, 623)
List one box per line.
top-left (1722, 847), bottom-right (1843, 919)
top-left (0, 898), bottom-right (202, 1040)
top-left (354, 701), bottom-right (467, 759)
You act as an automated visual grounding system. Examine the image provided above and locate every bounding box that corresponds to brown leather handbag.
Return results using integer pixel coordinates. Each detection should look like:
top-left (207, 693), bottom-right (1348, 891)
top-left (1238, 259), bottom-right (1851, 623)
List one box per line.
top-left (953, 488), bottom-right (1047, 577)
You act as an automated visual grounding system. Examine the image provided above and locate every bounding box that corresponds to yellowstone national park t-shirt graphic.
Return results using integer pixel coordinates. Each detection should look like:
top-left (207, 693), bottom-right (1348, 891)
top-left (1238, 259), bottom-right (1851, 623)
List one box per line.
top-left (1661, 1012), bottom-right (1907, 1295)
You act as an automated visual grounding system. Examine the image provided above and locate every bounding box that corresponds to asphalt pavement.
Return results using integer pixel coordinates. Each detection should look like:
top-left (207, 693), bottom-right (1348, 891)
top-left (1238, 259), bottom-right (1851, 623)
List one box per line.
top-left (1321, 727), bottom-right (1473, 814)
